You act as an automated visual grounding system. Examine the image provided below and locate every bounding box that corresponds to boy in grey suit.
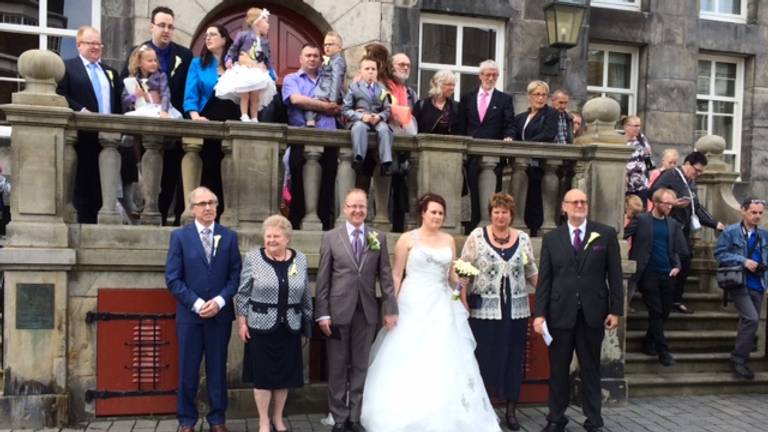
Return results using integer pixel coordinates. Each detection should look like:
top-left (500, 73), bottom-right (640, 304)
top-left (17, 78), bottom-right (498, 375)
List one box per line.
top-left (343, 57), bottom-right (394, 176)
top-left (306, 31), bottom-right (347, 127)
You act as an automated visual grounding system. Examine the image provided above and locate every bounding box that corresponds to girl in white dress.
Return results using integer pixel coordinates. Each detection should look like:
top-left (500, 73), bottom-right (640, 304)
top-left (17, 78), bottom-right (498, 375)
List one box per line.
top-left (360, 193), bottom-right (501, 432)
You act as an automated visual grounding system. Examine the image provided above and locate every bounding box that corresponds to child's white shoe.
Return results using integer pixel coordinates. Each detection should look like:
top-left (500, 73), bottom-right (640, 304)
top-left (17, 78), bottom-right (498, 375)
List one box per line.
top-left (240, 114), bottom-right (251, 122)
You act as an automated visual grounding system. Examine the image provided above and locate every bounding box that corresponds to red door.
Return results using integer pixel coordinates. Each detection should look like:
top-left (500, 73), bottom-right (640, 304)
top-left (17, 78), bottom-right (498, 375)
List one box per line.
top-left (190, 4), bottom-right (324, 85)
top-left (91, 289), bottom-right (178, 416)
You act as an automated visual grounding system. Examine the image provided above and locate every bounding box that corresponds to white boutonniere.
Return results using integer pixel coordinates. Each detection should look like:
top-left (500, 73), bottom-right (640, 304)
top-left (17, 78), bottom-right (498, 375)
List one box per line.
top-left (213, 234), bottom-right (222, 256)
top-left (366, 232), bottom-right (381, 251)
top-left (172, 55), bottom-right (182, 76)
top-left (585, 232), bottom-right (601, 248)
top-left (452, 259), bottom-right (480, 301)
top-left (105, 69), bottom-right (114, 82)
top-left (288, 261), bottom-right (299, 277)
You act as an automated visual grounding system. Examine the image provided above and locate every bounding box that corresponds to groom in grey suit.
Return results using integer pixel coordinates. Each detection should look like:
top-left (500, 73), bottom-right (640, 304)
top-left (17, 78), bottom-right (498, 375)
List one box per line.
top-left (316, 188), bottom-right (398, 432)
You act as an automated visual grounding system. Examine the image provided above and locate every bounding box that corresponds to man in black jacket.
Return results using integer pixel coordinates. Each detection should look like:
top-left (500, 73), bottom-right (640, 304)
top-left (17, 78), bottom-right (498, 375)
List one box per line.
top-left (625, 188), bottom-right (688, 366)
top-left (122, 6), bottom-right (193, 225)
top-left (649, 151), bottom-right (724, 313)
top-left (534, 189), bottom-right (623, 432)
top-left (457, 59), bottom-right (515, 231)
top-left (56, 26), bottom-right (121, 223)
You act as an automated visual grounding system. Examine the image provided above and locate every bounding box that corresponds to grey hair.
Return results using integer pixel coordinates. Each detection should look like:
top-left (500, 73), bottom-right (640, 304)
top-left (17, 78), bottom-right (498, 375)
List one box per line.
top-left (552, 88), bottom-right (570, 99)
top-left (188, 186), bottom-right (218, 211)
top-left (428, 70), bottom-right (456, 98)
top-left (527, 80), bottom-right (550, 95)
top-left (478, 59), bottom-right (498, 74)
top-left (262, 214), bottom-right (293, 239)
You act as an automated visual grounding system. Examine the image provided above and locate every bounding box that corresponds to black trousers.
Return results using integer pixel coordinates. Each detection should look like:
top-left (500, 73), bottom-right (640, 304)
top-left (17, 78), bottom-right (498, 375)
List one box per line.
top-left (547, 309), bottom-right (605, 429)
top-left (639, 271), bottom-right (674, 353)
top-left (674, 240), bottom-right (693, 304)
top-left (74, 132), bottom-right (103, 224)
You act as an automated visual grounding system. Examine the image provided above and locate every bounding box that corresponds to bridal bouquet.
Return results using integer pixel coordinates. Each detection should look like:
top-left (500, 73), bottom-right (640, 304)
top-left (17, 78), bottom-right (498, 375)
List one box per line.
top-left (452, 259), bottom-right (480, 300)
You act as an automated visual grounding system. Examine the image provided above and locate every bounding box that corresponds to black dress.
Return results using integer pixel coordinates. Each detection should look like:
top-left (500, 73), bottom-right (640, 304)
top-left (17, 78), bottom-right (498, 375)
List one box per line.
top-left (468, 230), bottom-right (528, 402)
top-left (242, 250), bottom-right (304, 389)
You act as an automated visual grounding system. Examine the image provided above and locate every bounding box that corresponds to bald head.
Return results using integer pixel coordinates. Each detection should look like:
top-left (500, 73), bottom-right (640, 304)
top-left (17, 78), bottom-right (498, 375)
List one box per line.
top-left (562, 189), bottom-right (589, 226)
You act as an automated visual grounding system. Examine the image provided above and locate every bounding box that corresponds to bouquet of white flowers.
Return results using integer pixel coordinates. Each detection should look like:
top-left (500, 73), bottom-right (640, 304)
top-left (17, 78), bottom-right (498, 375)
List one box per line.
top-left (452, 259), bottom-right (480, 300)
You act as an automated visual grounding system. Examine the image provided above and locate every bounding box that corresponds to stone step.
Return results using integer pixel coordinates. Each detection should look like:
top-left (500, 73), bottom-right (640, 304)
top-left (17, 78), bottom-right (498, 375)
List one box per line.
top-left (629, 292), bottom-right (732, 312)
top-left (625, 352), bottom-right (768, 374)
top-left (627, 372), bottom-right (768, 397)
top-left (626, 330), bottom-right (739, 353)
top-left (626, 311), bottom-right (739, 331)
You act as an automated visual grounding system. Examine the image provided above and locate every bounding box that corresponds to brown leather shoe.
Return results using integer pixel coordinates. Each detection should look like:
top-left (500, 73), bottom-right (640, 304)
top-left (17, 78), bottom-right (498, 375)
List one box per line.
top-left (210, 425), bottom-right (228, 432)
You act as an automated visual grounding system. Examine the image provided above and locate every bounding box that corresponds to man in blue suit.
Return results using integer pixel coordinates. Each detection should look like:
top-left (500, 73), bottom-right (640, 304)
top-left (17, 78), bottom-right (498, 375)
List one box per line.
top-left (165, 186), bottom-right (241, 432)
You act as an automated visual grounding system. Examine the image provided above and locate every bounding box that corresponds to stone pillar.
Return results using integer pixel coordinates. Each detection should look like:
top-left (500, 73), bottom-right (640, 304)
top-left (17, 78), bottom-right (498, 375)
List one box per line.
top-left (180, 137), bottom-right (204, 223)
top-left (220, 138), bottom-right (238, 227)
top-left (335, 148), bottom-right (355, 226)
top-left (140, 135), bottom-right (164, 225)
top-left (63, 131), bottom-right (78, 224)
top-left (510, 158), bottom-right (529, 230)
top-left (406, 152), bottom-right (421, 230)
top-left (371, 168), bottom-right (392, 231)
top-left (415, 135), bottom-right (465, 234)
top-left (540, 159), bottom-right (562, 234)
top-left (477, 156), bottom-right (498, 227)
top-left (301, 145), bottom-right (324, 231)
top-left (97, 133), bottom-right (122, 224)
top-left (0, 49), bottom-right (76, 427)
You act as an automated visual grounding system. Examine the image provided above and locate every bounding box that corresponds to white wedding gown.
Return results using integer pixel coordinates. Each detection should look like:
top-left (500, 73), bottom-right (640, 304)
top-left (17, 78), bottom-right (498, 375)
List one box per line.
top-left (360, 243), bottom-right (501, 432)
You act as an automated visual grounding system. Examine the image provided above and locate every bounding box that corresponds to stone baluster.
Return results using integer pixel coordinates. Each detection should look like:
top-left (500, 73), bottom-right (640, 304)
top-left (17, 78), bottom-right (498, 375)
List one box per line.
top-left (220, 138), bottom-right (238, 227)
top-left (406, 153), bottom-right (421, 230)
top-left (371, 167), bottom-right (392, 231)
top-left (540, 159), bottom-right (562, 234)
top-left (180, 137), bottom-right (204, 222)
top-left (96, 133), bottom-right (122, 224)
top-left (477, 156), bottom-right (499, 226)
top-left (301, 145), bottom-right (323, 231)
top-left (510, 158), bottom-right (529, 229)
top-left (140, 135), bottom-right (164, 225)
top-left (63, 131), bottom-right (78, 223)
top-left (336, 148), bottom-right (355, 226)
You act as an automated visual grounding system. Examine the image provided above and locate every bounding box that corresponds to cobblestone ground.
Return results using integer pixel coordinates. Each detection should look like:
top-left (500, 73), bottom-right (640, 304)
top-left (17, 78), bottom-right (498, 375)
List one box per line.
top-left (8, 394), bottom-right (768, 432)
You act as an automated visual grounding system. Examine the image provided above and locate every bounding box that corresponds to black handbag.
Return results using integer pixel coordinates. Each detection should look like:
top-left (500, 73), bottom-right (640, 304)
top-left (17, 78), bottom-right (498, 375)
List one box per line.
top-left (715, 265), bottom-right (744, 290)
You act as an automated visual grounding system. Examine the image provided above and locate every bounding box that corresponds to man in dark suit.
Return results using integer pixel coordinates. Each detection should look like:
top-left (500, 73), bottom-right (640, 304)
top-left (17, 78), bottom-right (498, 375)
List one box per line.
top-left (625, 188), bottom-right (688, 366)
top-left (457, 59), bottom-right (515, 231)
top-left (165, 186), bottom-right (241, 432)
top-left (122, 6), bottom-right (193, 225)
top-left (534, 189), bottom-right (623, 432)
top-left (56, 26), bottom-right (120, 224)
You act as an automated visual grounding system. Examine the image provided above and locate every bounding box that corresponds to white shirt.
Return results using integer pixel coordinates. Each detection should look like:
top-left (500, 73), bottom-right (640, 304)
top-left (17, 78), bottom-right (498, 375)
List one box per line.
top-left (79, 55), bottom-right (112, 114)
top-left (568, 220), bottom-right (587, 247)
top-left (191, 220), bottom-right (225, 313)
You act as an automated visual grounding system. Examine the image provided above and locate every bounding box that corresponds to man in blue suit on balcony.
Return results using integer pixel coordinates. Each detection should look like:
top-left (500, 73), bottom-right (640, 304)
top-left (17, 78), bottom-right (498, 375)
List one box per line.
top-left (165, 186), bottom-right (242, 432)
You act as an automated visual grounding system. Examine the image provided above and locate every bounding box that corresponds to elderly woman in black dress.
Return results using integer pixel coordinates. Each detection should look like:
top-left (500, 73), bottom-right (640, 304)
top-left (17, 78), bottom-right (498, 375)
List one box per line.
top-left (413, 69), bottom-right (459, 135)
top-left (235, 214), bottom-right (312, 432)
top-left (460, 193), bottom-right (538, 431)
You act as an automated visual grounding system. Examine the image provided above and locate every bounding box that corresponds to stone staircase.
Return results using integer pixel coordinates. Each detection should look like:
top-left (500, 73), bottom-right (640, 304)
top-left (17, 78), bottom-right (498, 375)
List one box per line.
top-left (625, 290), bottom-right (768, 397)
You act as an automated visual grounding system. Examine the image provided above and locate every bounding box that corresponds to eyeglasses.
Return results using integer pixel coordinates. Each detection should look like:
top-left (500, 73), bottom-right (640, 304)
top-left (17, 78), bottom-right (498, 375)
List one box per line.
top-left (749, 199), bottom-right (766, 205)
top-left (394, 62), bottom-right (411, 68)
top-left (192, 200), bottom-right (218, 208)
top-left (564, 200), bottom-right (588, 206)
top-left (530, 92), bottom-right (548, 98)
top-left (345, 204), bottom-right (366, 210)
top-left (205, 32), bottom-right (221, 39)
top-left (625, 124), bottom-right (641, 128)
top-left (691, 165), bottom-right (705, 175)
top-left (153, 22), bottom-right (175, 31)
top-left (79, 41), bottom-right (104, 47)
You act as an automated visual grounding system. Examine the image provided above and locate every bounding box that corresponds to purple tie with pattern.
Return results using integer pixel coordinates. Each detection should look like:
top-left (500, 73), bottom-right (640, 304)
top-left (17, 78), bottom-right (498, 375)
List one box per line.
top-left (573, 228), bottom-right (583, 251)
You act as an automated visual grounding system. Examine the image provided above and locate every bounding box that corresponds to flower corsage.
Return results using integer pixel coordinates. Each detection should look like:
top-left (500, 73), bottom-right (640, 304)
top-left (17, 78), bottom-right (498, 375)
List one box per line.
top-left (585, 232), bottom-right (601, 248)
top-left (452, 259), bottom-right (480, 300)
top-left (288, 261), bottom-right (299, 277)
top-left (367, 232), bottom-right (381, 251)
top-left (213, 234), bottom-right (222, 256)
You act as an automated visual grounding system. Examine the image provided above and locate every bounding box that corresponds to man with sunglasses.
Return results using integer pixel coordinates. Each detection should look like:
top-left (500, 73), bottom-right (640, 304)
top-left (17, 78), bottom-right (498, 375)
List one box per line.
top-left (714, 198), bottom-right (767, 380)
top-left (650, 151), bottom-right (725, 314)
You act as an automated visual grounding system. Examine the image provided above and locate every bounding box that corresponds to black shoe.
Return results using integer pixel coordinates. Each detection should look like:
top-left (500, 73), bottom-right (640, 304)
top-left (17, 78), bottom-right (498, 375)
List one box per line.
top-left (730, 361), bottom-right (755, 380)
top-left (672, 303), bottom-right (694, 314)
top-left (380, 162), bottom-right (394, 176)
top-left (347, 422), bottom-right (366, 432)
top-left (351, 157), bottom-right (364, 174)
top-left (642, 344), bottom-right (658, 356)
top-left (658, 351), bottom-right (676, 366)
top-left (584, 427), bottom-right (605, 432)
top-left (331, 424), bottom-right (348, 432)
top-left (505, 402), bottom-right (520, 431)
top-left (541, 422), bottom-right (566, 432)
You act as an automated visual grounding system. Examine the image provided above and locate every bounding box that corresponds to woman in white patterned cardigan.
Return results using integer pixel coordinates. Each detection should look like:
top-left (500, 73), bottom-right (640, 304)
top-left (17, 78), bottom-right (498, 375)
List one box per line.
top-left (460, 192), bottom-right (538, 431)
top-left (234, 214), bottom-right (312, 432)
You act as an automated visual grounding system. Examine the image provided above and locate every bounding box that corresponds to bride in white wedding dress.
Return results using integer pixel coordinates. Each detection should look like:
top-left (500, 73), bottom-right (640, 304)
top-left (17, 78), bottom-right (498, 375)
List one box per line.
top-left (360, 193), bottom-right (501, 432)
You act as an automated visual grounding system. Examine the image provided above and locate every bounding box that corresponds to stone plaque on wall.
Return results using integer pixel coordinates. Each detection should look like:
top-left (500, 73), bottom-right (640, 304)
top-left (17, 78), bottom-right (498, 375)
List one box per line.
top-left (16, 283), bottom-right (54, 329)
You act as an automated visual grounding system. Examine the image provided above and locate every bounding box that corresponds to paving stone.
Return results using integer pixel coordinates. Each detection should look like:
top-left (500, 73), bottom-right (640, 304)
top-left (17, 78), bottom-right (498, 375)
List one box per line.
top-left (108, 421), bottom-right (136, 432)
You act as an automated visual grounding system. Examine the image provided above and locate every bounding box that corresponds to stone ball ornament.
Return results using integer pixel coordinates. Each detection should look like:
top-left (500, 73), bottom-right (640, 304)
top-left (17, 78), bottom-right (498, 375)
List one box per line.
top-left (695, 134), bottom-right (726, 155)
top-left (18, 49), bottom-right (65, 83)
top-left (581, 97), bottom-right (621, 125)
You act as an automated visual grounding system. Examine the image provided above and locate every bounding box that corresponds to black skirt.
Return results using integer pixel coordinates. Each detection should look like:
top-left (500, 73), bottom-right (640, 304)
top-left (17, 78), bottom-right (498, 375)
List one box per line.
top-left (242, 324), bottom-right (303, 389)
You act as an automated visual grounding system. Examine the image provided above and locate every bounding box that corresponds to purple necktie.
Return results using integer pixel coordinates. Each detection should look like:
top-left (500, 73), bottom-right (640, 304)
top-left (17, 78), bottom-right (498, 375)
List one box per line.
top-left (353, 229), bottom-right (363, 261)
top-left (573, 228), bottom-right (583, 251)
top-left (368, 84), bottom-right (376, 100)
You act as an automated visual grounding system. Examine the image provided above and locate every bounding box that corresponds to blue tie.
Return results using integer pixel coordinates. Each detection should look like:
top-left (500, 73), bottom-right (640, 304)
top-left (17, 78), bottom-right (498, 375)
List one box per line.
top-left (87, 63), bottom-right (106, 113)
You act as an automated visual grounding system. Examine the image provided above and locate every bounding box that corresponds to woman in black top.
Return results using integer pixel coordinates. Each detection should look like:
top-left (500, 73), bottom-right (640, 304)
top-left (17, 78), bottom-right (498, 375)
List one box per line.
top-left (413, 69), bottom-right (459, 134)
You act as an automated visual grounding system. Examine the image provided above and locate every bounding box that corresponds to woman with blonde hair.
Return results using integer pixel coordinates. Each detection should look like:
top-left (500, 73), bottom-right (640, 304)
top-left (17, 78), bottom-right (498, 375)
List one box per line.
top-left (412, 69), bottom-right (459, 134)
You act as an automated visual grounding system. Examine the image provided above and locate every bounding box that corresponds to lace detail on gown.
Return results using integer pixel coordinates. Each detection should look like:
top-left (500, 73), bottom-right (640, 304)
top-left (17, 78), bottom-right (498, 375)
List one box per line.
top-left (360, 237), bottom-right (501, 432)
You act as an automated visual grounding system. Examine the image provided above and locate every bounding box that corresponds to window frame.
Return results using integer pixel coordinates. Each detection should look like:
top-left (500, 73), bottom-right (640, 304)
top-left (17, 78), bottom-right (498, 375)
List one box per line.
top-left (700, 0), bottom-right (747, 24)
top-left (586, 43), bottom-right (639, 117)
top-left (591, 0), bottom-right (642, 12)
top-left (696, 53), bottom-right (744, 170)
top-left (418, 13), bottom-right (506, 99)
